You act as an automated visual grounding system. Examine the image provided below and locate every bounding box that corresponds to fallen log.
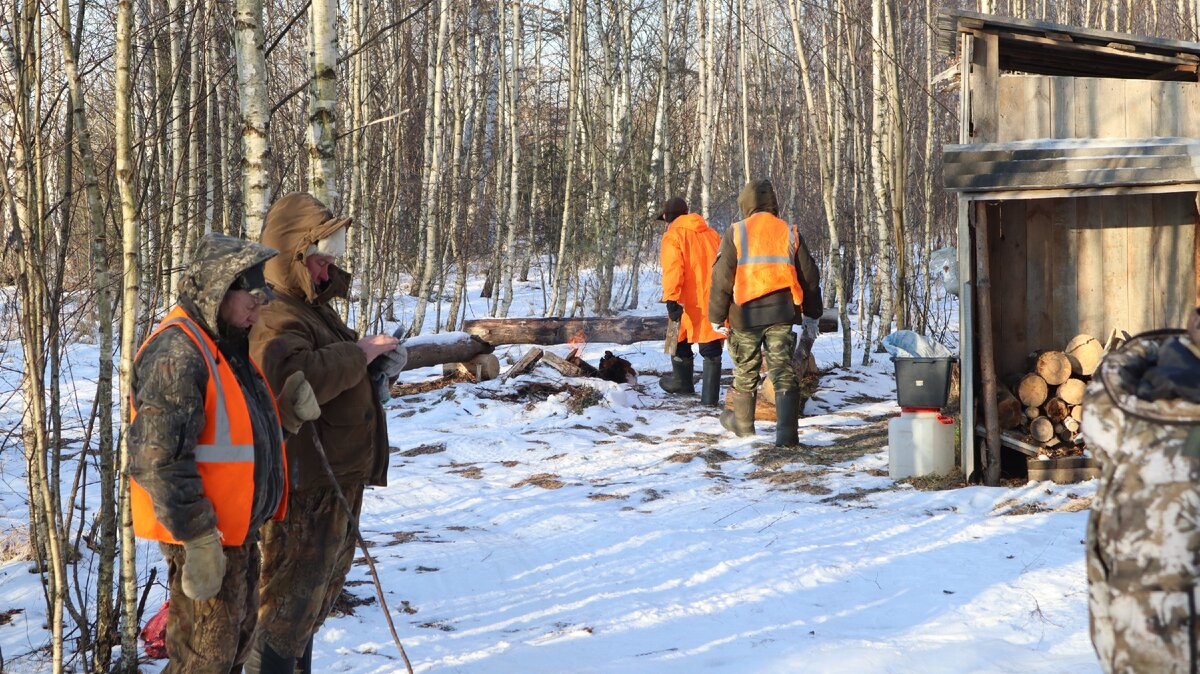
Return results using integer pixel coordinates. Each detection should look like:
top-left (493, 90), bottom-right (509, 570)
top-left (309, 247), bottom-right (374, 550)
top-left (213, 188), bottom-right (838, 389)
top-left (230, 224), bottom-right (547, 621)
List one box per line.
top-left (463, 317), bottom-right (670, 346)
top-left (402, 332), bottom-right (494, 371)
top-left (464, 313), bottom-right (840, 347)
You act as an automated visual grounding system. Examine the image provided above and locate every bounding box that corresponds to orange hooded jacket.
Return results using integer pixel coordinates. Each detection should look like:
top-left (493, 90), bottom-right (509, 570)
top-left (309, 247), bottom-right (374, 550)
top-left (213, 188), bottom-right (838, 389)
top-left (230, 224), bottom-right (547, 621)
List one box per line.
top-left (660, 213), bottom-right (725, 344)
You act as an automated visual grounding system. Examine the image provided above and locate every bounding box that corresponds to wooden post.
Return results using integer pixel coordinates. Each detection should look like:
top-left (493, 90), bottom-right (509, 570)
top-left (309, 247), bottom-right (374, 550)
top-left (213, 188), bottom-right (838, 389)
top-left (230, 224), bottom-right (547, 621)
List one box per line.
top-left (975, 200), bottom-right (1002, 486)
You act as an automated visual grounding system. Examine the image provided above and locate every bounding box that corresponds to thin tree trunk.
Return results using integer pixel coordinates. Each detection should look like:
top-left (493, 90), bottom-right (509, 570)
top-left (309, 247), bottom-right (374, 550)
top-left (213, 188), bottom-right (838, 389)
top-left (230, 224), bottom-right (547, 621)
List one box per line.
top-left (309, 0), bottom-right (339, 208)
top-left (234, 0), bottom-right (272, 238)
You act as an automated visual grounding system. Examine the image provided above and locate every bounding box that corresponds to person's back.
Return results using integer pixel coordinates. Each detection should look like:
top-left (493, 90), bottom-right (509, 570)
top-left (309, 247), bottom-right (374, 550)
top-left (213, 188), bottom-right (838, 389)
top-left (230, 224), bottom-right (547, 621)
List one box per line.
top-left (708, 180), bottom-right (823, 446)
top-left (658, 198), bottom-right (726, 404)
top-left (1082, 317), bottom-right (1200, 674)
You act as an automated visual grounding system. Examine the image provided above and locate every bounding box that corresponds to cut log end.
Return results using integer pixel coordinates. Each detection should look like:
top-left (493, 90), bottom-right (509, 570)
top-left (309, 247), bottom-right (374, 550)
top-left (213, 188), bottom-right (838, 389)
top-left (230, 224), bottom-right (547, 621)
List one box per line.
top-left (1035, 351), bottom-right (1072, 386)
top-left (1017, 373), bottom-right (1049, 407)
top-left (1065, 333), bottom-right (1103, 376)
top-left (1030, 416), bottom-right (1055, 443)
top-left (1057, 378), bottom-right (1087, 406)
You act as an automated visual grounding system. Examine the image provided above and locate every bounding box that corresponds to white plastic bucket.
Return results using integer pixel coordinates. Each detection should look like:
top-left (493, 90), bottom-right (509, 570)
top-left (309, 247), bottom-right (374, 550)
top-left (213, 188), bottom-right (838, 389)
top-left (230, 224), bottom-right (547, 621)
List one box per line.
top-left (888, 409), bottom-right (956, 479)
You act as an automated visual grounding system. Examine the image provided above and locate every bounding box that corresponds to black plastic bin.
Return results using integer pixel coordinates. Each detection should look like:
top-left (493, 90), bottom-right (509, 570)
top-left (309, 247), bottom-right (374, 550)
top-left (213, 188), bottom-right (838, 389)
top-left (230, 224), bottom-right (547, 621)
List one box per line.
top-left (893, 357), bottom-right (956, 409)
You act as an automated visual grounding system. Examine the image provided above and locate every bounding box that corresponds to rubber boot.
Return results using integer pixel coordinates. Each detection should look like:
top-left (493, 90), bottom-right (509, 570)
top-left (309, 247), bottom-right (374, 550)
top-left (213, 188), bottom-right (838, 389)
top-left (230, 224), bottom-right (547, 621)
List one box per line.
top-left (241, 640), bottom-right (296, 674)
top-left (720, 388), bottom-right (756, 437)
top-left (700, 357), bottom-right (722, 407)
top-left (775, 388), bottom-right (800, 447)
top-left (658, 356), bottom-right (695, 394)
top-left (295, 635), bottom-right (313, 674)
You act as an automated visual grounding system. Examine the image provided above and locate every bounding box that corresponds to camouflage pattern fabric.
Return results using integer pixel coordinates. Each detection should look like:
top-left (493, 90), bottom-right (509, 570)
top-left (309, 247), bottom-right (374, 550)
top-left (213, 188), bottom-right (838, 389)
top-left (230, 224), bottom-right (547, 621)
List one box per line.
top-left (728, 324), bottom-right (797, 394)
top-left (160, 540), bottom-right (260, 674)
top-left (255, 484), bottom-right (364, 658)
top-left (1081, 332), bottom-right (1200, 674)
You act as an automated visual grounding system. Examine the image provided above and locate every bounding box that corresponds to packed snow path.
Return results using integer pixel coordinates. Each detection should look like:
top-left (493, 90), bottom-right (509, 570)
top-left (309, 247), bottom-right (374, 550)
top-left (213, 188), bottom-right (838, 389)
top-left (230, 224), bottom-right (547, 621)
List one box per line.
top-left (311, 355), bottom-right (1098, 674)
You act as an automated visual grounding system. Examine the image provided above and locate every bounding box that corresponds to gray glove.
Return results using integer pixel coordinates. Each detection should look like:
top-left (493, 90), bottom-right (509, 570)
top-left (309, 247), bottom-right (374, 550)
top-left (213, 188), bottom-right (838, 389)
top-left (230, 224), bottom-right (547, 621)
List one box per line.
top-left (181, 528), bottom-right (225, 601)
top-left (368, 344), bottom-right (408, 403)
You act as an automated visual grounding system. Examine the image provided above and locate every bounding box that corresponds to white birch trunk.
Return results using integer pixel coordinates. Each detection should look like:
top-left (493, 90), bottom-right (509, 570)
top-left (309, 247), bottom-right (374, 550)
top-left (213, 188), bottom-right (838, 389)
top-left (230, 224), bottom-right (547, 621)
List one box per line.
top-left (234, 0), bottom-right (272, 238)
top-left (309, 0), bottom-right (339, 209)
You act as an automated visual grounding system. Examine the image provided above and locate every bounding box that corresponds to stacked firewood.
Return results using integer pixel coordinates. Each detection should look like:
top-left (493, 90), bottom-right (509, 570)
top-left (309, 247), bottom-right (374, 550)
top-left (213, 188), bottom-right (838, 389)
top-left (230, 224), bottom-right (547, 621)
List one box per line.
top-left (994, 334), bottom-right (1104, 452)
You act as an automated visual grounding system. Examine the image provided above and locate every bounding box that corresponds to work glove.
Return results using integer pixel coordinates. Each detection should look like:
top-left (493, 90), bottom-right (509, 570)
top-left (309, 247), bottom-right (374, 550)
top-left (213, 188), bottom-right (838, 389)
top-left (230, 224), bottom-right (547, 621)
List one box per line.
top-left (181, 528), bottom-right (225, 601)
top-left (278, 371), bottom-right (321, 434)
top-left (665, 301), bottom-right (684, 322)
top-left (711, 322), bottom-right (729, 337)
top-left (368, 344), bottom-right (408, 403)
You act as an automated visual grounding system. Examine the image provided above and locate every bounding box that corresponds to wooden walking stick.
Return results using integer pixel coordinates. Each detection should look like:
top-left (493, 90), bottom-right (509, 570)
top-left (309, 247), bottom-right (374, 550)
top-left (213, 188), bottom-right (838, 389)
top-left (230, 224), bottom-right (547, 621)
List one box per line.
top-left (309, 427), bottom-right (415, 674)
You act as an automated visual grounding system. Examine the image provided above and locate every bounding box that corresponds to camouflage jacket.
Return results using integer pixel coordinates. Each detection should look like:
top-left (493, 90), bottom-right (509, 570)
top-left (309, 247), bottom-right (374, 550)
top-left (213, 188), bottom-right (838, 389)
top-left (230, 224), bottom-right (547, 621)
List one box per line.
top-left (127, 234), bottom-right (286, 543)
top-left (1082, 331), bottom-right (1200, 592)
top-left (250, 193), bottom-right (389, 491)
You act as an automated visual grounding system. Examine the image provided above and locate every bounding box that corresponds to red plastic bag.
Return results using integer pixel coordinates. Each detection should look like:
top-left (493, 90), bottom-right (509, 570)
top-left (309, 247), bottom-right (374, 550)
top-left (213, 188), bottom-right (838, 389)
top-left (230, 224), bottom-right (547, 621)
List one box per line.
top-left (139, 600), bottom-right (169, 659)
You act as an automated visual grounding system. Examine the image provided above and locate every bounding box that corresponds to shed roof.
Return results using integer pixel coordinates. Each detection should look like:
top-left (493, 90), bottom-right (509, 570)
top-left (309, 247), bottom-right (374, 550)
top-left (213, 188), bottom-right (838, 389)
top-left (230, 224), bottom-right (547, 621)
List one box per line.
top-left (937, 9), bottom-right (1200, 81)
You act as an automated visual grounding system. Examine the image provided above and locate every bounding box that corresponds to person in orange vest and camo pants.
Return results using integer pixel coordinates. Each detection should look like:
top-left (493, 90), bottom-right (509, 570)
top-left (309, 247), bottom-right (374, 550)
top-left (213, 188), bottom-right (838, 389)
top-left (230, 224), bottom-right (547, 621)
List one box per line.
top-left (128, 234), bottom-right (321, 674)
top-left (658, 196), bottom-right (726, 406)
top-left (708, 180), bottom-right (824, 446)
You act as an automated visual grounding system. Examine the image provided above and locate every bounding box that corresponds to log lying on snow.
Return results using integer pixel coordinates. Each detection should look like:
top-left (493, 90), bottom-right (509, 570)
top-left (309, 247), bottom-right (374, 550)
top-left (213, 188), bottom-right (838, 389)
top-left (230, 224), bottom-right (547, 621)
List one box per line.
top-left (402, 331), bottom-right (494, 371)
top-left (463, 317), bottom-right (671, 346)
top-left (464, 312), bottom-right (840, 347)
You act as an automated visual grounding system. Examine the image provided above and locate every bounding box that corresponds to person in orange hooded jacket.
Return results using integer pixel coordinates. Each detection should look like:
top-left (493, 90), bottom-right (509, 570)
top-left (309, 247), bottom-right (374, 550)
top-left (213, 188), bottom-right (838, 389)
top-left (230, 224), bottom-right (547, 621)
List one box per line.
top-left (658, 197), bottom-right (726, 406)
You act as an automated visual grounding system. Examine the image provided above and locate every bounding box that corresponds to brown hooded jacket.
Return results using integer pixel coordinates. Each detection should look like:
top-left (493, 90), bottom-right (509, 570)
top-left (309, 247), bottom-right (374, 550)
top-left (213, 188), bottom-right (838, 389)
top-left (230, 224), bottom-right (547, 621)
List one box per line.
top-left (250, 193), bottom-right (389, 491)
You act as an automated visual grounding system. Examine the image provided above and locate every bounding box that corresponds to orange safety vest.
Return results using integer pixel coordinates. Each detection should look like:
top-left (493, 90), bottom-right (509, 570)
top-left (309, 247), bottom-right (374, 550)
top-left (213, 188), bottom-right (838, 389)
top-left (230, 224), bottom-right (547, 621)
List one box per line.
top-left (731, 212), bottom-right (805, 307)
top-left (130, 306), bottom-right (287, 546)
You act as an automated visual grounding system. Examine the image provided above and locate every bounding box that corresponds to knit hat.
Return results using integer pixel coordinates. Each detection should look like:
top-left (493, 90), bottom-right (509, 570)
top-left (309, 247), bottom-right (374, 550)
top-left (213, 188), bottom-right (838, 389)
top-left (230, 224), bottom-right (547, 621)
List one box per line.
top-left (657, 197), bottom-right (688, 222)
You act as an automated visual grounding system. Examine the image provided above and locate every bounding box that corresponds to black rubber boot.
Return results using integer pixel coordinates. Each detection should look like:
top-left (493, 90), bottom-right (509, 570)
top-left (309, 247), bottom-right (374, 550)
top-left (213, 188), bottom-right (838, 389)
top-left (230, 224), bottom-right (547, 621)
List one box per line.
top-left (658, 356), bottom-right (695, 394)
top-left (775, 388), bottom-right (800, 447)
top-left (720, 388), bottom-right (756, 437)
top-left (700, 357), bottom-right (722, 407)
top-left (242, 640), bottom-right (296, 674)
top-left (295, 635), bottom-right (313, 674)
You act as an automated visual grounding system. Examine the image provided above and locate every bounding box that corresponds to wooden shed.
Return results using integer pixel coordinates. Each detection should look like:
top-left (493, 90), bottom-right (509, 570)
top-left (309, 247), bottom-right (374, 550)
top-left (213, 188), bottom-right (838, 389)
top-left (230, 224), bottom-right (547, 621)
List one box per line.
top-left (938, 10), bottom-right (1200, 482)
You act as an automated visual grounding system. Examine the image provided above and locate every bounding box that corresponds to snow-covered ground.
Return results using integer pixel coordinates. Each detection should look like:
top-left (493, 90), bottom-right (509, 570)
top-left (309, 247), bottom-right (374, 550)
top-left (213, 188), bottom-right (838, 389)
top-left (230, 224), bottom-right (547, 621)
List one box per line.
top-left (0, 267), bottom-right (1099, 673)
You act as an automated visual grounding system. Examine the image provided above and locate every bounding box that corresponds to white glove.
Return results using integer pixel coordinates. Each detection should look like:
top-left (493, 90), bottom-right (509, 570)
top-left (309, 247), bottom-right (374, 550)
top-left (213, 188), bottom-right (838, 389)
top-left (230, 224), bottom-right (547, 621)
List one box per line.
top-left (711, 322), bottom-right (729, 336)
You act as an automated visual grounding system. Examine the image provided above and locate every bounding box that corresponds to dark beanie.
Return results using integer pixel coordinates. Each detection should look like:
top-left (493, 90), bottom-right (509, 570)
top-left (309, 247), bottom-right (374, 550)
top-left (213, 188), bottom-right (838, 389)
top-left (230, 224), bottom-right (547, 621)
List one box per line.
top-left (657, 197), bottom-right (688, 222)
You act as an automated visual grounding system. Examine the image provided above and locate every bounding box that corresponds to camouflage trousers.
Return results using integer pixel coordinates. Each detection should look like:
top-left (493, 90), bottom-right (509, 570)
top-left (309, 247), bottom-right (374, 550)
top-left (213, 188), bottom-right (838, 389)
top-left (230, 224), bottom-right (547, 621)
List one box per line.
top-left (1089, 581), bottom-right (1200, 674)
top-left (728, 324), bottom-right (797, 394)
top-left (160, 540), bottom-right (260, 674)
top-left (255, 484), bottom-right (364, 658)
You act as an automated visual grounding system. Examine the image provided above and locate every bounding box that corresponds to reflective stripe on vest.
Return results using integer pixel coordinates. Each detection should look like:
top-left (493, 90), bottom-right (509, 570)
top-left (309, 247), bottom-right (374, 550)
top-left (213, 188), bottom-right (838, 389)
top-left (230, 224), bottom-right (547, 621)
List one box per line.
top-left (130, 307), bottom-right (286, 546)
top-left (158, 317), bottom-right (256, 464)
top-left (731, 212), bottom-right (806, 307)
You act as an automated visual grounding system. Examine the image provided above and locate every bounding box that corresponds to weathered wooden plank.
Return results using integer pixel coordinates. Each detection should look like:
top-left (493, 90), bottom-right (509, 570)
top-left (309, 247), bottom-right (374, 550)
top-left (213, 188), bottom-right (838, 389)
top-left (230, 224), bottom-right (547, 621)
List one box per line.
top-left (1125, 79), bottom-right (1156, 138)
top-left (997, 30), bottom-right (1199, 65)
top-left (1050, 75), bottom-right (1075, 139)
top-left (955, 183), bottom-right (1200, 201)
top-left (1076, 197), bottom-right (1107, 342)
top-left (944, 137), bottom-right (1200, 160)
top-left (1126, 194), bottom-right (1155, 331)
top-left (996, 200), bottom-right (1028, 377)
top-left (971, 32), bottom-right (1000, 142)
top-left (944, 9), bottom-right (1200, 56)
top-left (1049, 198), bottom-right (1078, 352)
top-left (1100, 197), bottom-right (1131, 337)
top-left (1186, 84), bottom-right (1200, 138)
top-left (1024, 198), bottom-right (1053, 363)
top-left (1151, 81), bottom-right (1186, 136)
top-left (941, 154), bottom-right (1195, 178)
top-left (998, 75), bottom-right (1052, 142)
top-left (944, 166), bottom-right (1200, 191)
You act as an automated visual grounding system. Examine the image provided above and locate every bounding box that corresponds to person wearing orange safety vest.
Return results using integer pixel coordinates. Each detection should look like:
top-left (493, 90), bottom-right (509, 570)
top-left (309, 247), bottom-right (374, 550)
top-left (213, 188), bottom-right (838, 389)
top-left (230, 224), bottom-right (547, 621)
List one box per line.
top-left (128, 234), bottom-right (320, 674)
top-left (658, 196), bottom-right (726, 406)
top-left (708, 180), bottom-right (824, 446)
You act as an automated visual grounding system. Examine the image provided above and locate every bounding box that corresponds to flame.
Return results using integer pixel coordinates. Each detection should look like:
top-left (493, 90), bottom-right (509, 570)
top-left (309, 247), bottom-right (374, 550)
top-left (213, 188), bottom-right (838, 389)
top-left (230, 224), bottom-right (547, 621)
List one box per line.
top-left (567, 328), bottom-right (587, 350)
